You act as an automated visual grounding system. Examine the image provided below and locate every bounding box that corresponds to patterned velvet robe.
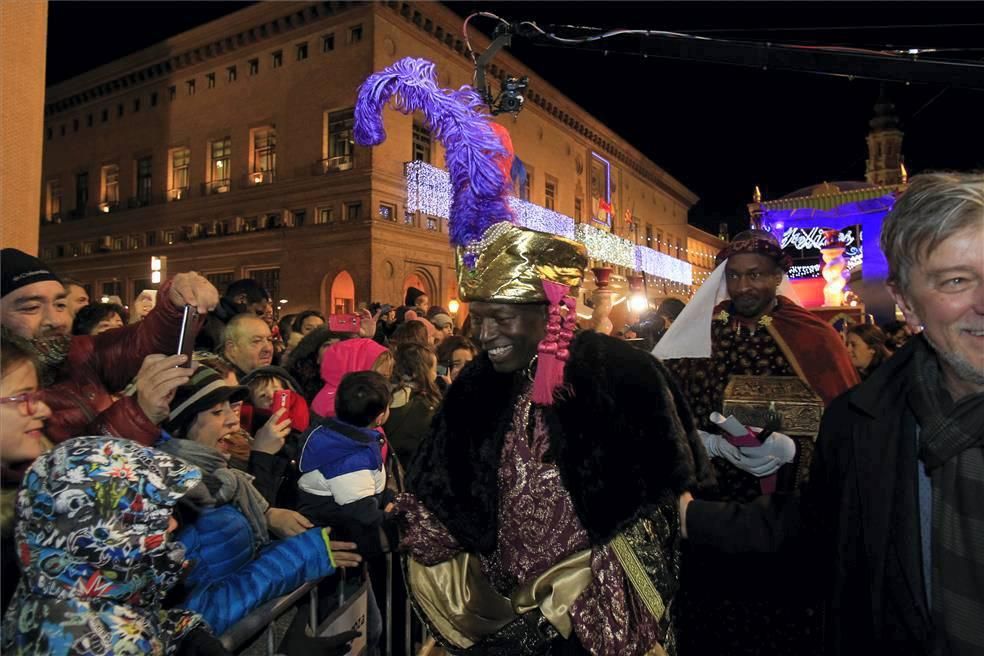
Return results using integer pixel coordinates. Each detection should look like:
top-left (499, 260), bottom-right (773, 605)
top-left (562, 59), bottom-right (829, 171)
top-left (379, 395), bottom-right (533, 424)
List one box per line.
top-left (397, 331), bottom-right (710, 655)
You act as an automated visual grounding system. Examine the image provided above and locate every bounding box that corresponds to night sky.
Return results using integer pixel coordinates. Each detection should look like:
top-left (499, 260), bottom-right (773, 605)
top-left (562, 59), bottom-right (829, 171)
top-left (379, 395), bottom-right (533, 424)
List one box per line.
top-left (46, 2), bottom-right (984, 235)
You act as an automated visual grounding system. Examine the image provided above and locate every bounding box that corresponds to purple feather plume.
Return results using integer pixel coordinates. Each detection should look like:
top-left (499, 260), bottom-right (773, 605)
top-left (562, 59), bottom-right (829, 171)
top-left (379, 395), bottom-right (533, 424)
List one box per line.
top-left (354, 58), bottom-right (514, 257)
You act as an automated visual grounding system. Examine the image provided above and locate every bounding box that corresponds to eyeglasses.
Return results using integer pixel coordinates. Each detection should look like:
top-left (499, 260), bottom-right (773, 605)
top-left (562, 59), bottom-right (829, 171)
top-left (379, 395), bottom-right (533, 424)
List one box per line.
top-left (0, 391), bottom-right (45, 415)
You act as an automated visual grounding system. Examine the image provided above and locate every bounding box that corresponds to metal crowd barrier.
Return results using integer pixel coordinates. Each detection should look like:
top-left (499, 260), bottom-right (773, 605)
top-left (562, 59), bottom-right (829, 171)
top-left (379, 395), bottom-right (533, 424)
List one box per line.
top-left (218, 552), bottom-right (429, 656)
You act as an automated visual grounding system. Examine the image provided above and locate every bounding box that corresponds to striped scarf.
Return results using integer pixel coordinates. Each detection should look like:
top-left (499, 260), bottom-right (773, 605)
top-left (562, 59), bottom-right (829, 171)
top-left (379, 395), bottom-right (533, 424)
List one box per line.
top-left (908, 336), bottom-right (984, 655)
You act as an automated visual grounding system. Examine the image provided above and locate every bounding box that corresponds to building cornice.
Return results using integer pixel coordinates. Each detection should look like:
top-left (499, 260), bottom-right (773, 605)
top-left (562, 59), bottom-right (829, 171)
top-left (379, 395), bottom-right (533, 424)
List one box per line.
top-left (44, 1), bottom-right (363, 116)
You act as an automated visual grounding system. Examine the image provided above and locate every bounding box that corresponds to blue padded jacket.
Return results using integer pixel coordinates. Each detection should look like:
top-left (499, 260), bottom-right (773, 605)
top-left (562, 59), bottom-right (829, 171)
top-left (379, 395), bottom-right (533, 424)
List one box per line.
top-left (177, 507), bottom-right (336, 635)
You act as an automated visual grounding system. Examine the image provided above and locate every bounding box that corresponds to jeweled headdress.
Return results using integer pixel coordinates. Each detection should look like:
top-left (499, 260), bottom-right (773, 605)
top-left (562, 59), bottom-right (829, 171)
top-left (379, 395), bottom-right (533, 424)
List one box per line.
top-left (354, 57), bottom-right (587, 403)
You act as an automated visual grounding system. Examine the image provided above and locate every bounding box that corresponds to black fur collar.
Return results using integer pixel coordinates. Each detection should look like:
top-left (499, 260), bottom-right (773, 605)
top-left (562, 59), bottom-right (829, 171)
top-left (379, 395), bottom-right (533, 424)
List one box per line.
top-left (405, 331), bottom-right (710, 554)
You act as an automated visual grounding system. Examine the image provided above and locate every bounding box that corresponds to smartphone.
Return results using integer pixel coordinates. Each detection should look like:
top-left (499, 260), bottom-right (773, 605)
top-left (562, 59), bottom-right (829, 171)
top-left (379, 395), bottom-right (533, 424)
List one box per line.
top-left (271, 389), bottom-right (294, 425)
top-left (436, 364), bottom-right (450, 377)
top-left (176, 306), bottom-right (197, 367)
top-left (328, 313), bottom-right (361, 333)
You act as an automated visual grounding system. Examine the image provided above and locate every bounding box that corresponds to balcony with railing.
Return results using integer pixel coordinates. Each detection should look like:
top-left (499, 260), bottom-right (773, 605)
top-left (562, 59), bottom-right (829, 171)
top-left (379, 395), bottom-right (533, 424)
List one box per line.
top-left (167, 186), bottom-right (190, 201)
top-left (246, 169), bottom-right (275, 186)
top-left (204, 179), bottom-right (232, 195)
top-left (316, 154), bottom-right (354, 174)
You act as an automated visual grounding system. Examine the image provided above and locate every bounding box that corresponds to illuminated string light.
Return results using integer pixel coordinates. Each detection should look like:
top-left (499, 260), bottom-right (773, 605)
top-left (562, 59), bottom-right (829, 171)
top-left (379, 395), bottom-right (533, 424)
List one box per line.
top-left (405, 160), bottom-right (694, 284)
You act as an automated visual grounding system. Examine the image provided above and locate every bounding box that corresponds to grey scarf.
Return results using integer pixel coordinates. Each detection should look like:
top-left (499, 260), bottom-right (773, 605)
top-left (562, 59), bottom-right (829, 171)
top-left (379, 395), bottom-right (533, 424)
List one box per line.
top-left (908, 336), bottom-right (984, 655)
top-left (157, 438), bottom-right (271, 548)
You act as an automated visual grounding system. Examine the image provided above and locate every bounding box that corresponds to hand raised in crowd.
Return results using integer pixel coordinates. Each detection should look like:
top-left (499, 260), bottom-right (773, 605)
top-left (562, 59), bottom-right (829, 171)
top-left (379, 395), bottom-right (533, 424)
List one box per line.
top-left (357, 307), bottom-right (383, 338)
top-left (168, 271), bottom-right (220, 314)
top-left (135, 354), bottom-right (195, 425)
top-left (252, 407), bottom-right (291, 455)
top-left (266, 507), bottom-right (314, 538)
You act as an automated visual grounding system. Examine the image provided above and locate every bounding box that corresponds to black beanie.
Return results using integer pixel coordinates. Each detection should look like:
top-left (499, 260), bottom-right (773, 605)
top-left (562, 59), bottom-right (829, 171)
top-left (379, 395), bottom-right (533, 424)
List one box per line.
top-left (1, 248), bottom-right (62, 299)
top-left (404, 286), bottom-right (425, 307)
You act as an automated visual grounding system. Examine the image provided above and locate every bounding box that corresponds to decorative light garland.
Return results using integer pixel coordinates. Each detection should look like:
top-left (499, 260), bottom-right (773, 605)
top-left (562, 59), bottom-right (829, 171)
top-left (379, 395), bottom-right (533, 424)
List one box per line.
top-left (405, 160), bottom-right (693, 284)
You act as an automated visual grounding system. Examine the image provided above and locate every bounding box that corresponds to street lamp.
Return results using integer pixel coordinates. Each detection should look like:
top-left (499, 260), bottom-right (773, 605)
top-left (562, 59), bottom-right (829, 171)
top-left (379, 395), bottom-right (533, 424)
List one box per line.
top-left (448, 299), bottom-right (460, 315)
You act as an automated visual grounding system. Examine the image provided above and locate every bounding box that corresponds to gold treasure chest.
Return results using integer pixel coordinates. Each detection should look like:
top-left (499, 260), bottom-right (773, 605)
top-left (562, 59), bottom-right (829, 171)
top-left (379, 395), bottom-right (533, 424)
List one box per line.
top-left (723, 375), bottom-right (824, 489)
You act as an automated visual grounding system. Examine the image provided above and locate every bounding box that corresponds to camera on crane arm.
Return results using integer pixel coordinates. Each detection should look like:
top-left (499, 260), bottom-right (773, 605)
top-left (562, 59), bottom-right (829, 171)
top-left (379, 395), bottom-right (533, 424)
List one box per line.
top-left (475, 23), bottom-right (529, 116)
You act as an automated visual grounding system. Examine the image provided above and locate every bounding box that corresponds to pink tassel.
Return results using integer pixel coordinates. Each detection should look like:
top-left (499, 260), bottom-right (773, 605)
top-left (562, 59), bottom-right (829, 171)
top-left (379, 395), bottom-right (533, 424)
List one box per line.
top-left (532, 281), bottom-right (574, 405)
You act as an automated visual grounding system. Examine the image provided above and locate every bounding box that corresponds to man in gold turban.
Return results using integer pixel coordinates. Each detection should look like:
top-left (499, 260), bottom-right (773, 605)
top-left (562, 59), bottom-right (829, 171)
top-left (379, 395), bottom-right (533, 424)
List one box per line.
top-left (355, 57), bottom-right (709, 655)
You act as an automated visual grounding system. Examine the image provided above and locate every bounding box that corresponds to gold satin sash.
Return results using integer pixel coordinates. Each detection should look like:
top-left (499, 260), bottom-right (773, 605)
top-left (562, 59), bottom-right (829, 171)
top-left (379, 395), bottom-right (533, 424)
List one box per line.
top-left (407, 549), bottom-right (594, 649)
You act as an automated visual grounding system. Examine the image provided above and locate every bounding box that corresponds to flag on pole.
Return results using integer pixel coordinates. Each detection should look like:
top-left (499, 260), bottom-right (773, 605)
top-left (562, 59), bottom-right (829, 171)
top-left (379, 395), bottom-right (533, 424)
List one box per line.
top-left (598, 198), bottom-right (613, 215)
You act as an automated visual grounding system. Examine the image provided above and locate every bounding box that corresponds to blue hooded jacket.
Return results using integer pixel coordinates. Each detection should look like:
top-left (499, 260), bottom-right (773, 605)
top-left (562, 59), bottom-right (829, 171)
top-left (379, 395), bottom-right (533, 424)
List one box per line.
top-left (299, 418), bottom-right (383, 482)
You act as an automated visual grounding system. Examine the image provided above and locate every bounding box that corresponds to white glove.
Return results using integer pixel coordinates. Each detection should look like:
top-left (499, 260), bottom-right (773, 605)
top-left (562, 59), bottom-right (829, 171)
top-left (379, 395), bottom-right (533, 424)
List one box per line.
top-left (698, 430), bottom-right (743, 468)
top-left (699, 429), bottom-right (791, 478)
top-left (737, 430), bottom-right (797, 477)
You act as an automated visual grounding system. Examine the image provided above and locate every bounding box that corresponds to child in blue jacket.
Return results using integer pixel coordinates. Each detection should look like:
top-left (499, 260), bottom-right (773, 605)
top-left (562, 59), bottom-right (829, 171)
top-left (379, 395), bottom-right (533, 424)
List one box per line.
top-left (297, 371), bottom-right (395, 553)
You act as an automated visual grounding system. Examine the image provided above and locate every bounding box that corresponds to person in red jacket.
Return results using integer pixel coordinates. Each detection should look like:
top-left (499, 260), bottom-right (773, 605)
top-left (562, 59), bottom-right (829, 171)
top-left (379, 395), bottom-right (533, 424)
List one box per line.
top-left (1, 249), bottom-right (220, 447)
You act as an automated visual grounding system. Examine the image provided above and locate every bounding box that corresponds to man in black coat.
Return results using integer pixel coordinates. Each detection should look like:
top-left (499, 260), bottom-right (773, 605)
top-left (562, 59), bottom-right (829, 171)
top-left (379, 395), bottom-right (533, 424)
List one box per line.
top-left (680, 172), bottom-right (984, 656)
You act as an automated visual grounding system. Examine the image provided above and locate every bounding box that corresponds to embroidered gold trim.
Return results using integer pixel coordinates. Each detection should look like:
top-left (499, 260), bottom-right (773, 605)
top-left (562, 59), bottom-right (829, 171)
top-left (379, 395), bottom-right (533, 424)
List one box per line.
top-left (610, 534), bottom-right (666, 621)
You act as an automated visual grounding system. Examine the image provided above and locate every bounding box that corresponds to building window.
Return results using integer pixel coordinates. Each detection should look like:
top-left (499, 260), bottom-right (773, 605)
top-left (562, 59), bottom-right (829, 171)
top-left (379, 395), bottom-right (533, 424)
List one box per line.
top-left (73, 118), bottom-right (79, 132)
top-left (656, 231), bottom-right (663, 253)
top-left (81, 242), bottom-right (93, 255)
top-left (113, 237), bottom-right (124, 251)
top-left (168, 147), bottom-right (190, 200)
top-left (205, 271), bottom-right (235, 290)
top-left (322, 33), bottom-right (335, 52)
top-left (676, 238), bottom-right (683, 259)
top-left (186, 79), bottom-right (195, 96)
top-left (146, 231), bottom-right (157, 247)
top-left (325, 108), bottom-right (355, 170)
top-left (248, 58), bottom-right (259, 75)
top-left (168, 85), bottom-right (176, 101)
top-left (378, 203), bottom-right (396, 221)
top-left (227, 66), bottom-right (237, 82)
top-left (130, 234), bottom-right (143, 250)
top-left (247, 268), bottom-right (280, 308)
top-left (292, 209), bottom-right (306, 226)
top-left (75, 171), bottom-right (89, 213)
top-left (208, 138), bottom-right (231, 192)
top-left (522, 166), bottom-right (534, 203)
top-left (46, 179), bottom-right (62, 221)
top-left (646, 225), bottom-right (654, 247)
top-left (544, 175), bottom-right (557, 211)
top-left (133, 98), bottom-right (141, 113)
top-left (207, 72), bottom-right (215, 89)
top-left (349, 24), bottom-right (363, 43)
top-left (411, 123), bottom-right (432, 163)
top-left (250, 127), bottom-right (276, 176)
top-left (100, 164), bottom-right (120, 208)
top-left (136, 156), bottom-right (152, 204)
top-left (271, 51), bottom-right (283, 68)
top-left (87, 113), bottom-right (93, 127)
top-left (345, 202), bottom-right (362, 221)
top-left (101, 108), bottom-right (109, 122)
top-left (163, 230), bottom-right (175, 245)
top-left (117, 104), bottom-right (123, 117)
top-left (316, 207), bottom-right (334, 224)
top-left (150, 92), bottom-right (158, 107)
top-left (296, 42), bottom-right (308, 60)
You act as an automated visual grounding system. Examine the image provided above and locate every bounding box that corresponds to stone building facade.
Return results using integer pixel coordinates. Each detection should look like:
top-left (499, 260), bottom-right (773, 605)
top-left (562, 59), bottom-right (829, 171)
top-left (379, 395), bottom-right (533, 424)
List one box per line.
top-left (39, 1), bottom-right (697, 316)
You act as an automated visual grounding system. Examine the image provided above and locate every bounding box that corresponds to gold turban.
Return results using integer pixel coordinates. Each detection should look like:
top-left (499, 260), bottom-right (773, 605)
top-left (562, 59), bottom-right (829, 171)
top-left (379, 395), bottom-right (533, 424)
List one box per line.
top-left (457, 222), bottom-right (589, 304)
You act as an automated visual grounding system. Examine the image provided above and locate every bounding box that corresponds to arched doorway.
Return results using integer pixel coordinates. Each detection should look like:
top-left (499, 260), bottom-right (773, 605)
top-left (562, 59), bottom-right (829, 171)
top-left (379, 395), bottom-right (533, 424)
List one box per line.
top-left (330, 270), bottom-right (355, 314)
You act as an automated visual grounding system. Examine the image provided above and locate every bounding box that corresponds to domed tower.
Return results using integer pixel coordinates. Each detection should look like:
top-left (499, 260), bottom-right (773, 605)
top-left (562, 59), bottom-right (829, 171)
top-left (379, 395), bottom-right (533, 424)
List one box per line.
top-left (865, 85), bottom-right (904, 186)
